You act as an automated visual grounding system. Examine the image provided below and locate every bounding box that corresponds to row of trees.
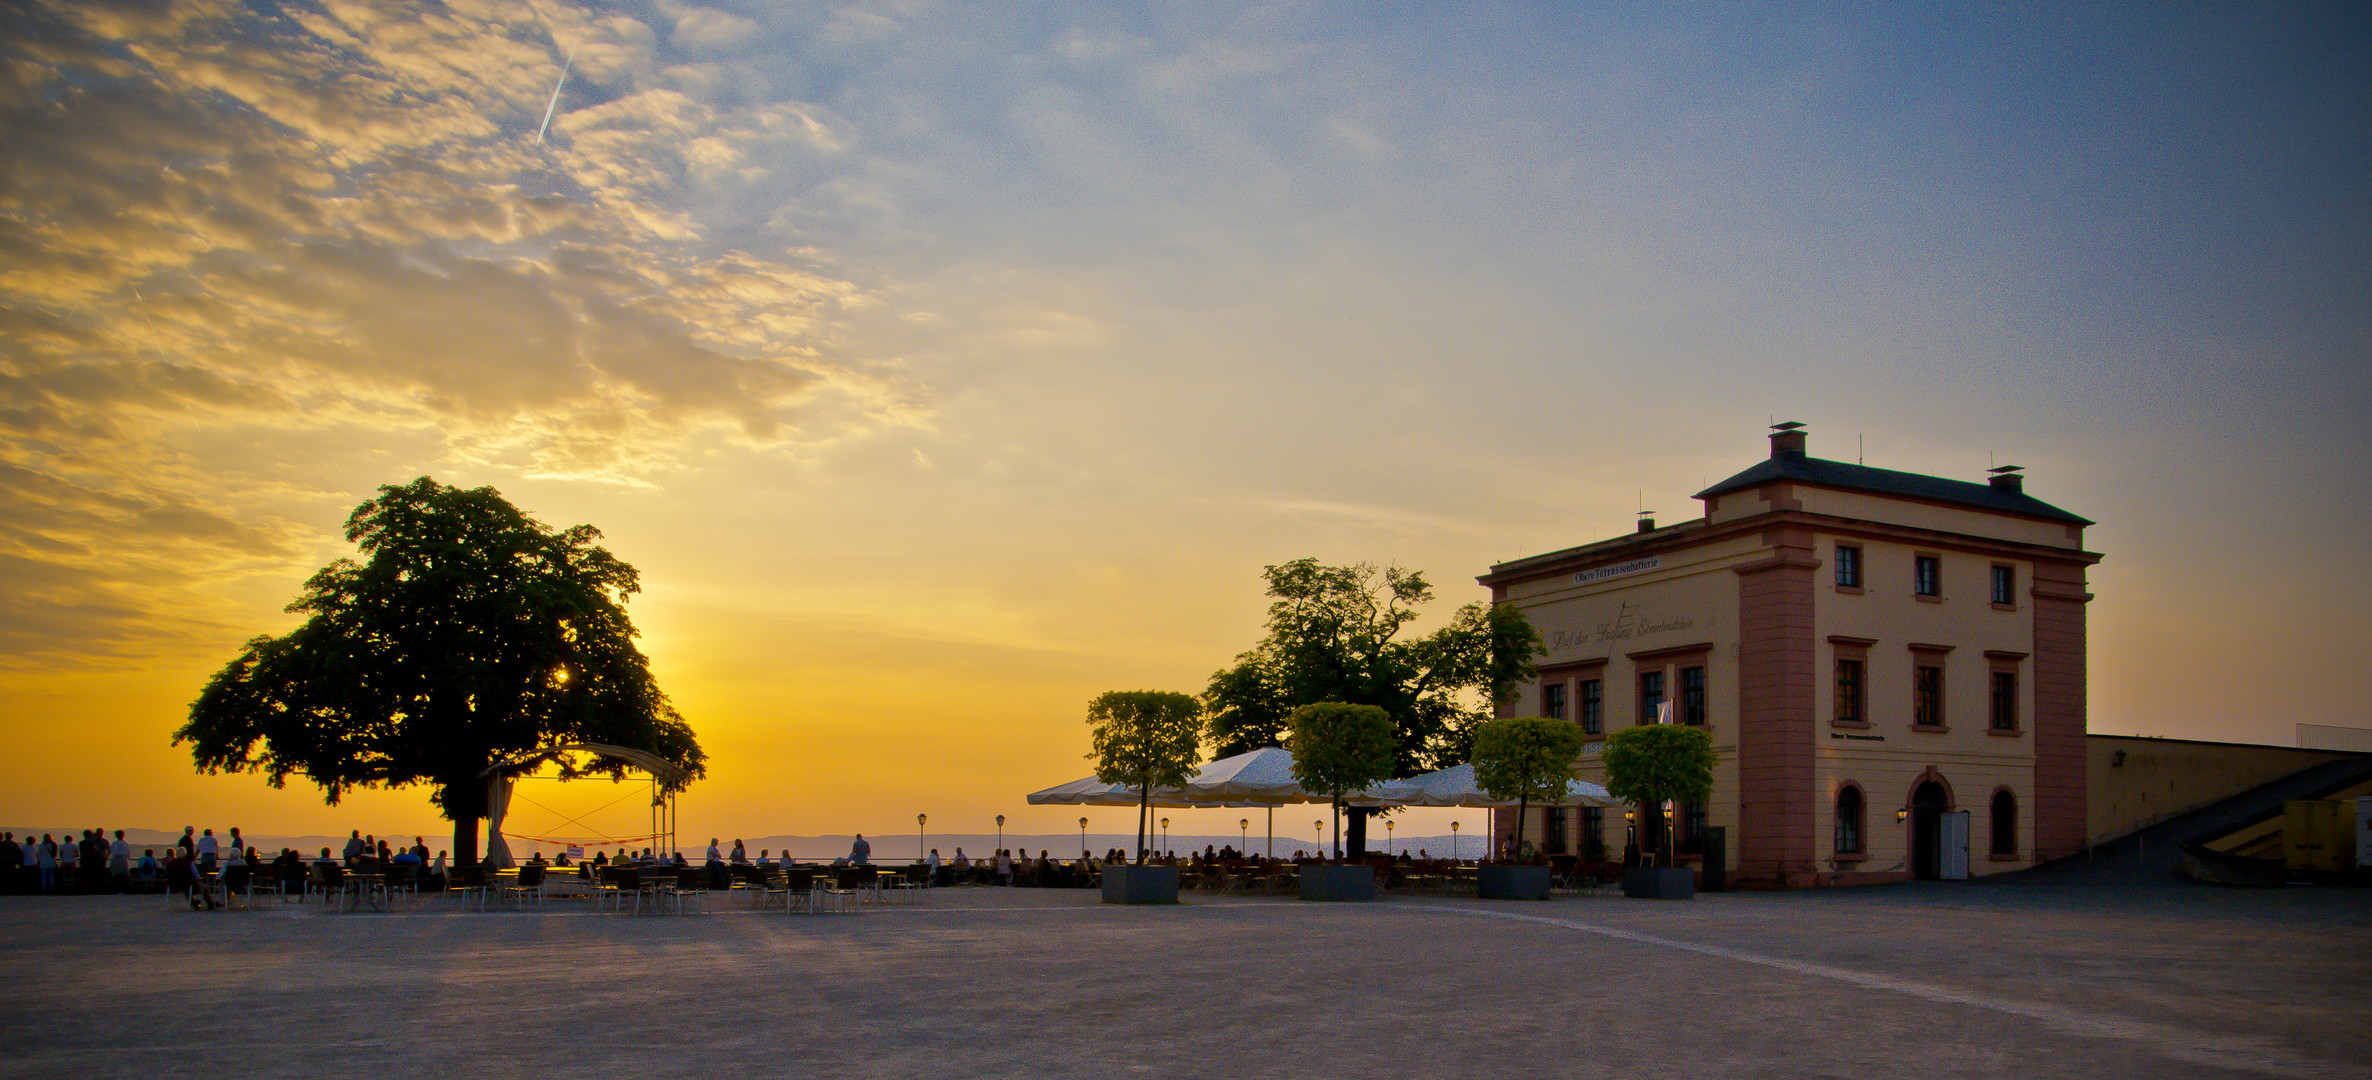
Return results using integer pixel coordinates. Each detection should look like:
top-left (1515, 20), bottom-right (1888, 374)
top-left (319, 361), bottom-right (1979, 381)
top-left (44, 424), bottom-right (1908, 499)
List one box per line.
top-left (177, 480), bottom-right (1705, 868)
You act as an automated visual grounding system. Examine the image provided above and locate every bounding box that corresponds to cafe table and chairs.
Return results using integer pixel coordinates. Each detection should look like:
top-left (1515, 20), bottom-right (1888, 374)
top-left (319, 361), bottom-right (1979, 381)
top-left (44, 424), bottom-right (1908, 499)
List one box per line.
top-left (339, 866), bottom-right (387, 913)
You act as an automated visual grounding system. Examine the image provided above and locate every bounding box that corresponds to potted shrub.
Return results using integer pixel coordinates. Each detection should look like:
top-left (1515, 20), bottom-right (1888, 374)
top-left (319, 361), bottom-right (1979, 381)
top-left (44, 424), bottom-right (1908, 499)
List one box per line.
top-left (1288, 702), bottom-right (1395, 901)
top-left (1471, 715), bottom-right (1586, 900)
top-left (1601, 723), bottom-right (1717, 900)
top-left (1087, 690), bottom-right (1204, 904)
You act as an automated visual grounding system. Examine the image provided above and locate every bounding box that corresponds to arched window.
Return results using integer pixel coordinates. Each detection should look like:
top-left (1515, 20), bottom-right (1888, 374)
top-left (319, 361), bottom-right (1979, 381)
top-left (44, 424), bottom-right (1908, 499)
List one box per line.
top-left (1834, 786), bottom-right (1864, 855)
top-left (1991, 790), bottom-right (2017, 856)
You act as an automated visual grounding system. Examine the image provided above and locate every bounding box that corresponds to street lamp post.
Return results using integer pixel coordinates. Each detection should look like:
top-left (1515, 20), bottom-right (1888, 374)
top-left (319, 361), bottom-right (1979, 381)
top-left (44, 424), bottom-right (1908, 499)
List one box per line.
top-left (1386, 819), bottom-right (1395, 855)
top-left (1078, 816), bottom-right (1088, 854)
top-left (1451, 820), bottom-right (1461, 862)
top-left (917, 813), bottom-right (927, 861)
top-left (1238, 818), bottom-right (1248, 852)
top-left (996, 814), bottom-right (1005, 854)
top-left (1160, 817), bottom-right (1169, 855)
top-left (1314, 819), bottom-right (1325, 860)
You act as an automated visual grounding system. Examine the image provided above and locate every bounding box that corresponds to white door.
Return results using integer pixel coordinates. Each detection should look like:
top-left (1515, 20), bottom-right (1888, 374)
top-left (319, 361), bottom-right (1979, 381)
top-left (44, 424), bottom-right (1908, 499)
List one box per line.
top-left (1940, 811), bottom-right (1970, 880)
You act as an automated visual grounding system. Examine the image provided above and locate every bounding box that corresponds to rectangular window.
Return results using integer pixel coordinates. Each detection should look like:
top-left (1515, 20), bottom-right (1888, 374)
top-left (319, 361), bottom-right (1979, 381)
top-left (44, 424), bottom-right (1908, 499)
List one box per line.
top-left (1582, 807), bottom-right (1606, 861)
top-left (1835, 544), bottom-right (1862, 589)
top-left (1991, 671), bottom-right (2019, 731)
top-left (1991, 564), bottom-right (2015, 606)
top-left (1579, 679), bottom-right (1603, 735)
top-left (1915, 555), bottom-right (1941, 597)
top-left (1680, 666), bottom-right (1707, 726)
top-left (1679, 802), bottom-right (1708, 855)
top-left (1541, 806), bottom-right (1568, 855)
top-left (1541, 682), bottom-right (1566, 721)
top-left (1834, 659), bottom-right (1864, 724)
top-left (1914, 665), bottom-right (1945, 728)
top-left (1639, 670), bottom-right (1666, 724)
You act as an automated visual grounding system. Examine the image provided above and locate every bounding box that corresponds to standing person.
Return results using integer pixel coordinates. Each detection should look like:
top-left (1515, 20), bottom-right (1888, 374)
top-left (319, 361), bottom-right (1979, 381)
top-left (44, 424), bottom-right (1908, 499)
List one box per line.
top-left (176, 826), bottom-right (195, 860)
top-left (411, 837), bottom-right (429, 862)
top-left (108, 830), bottom-right (130, 893)
top-left (37, 835), bottom-right (59, 892)
top-left (195, 828), bottom-right (218, 873)
top-left (226, 827), bottom-right (244, 861)
top-left (54, 831), bottom-right (78, 890)
top-left (849, 834), bottom-right (870, 865)
top-left (341, 830), bottom-right (364, 864)
top-left (0, 833), bottom-right (17, 894)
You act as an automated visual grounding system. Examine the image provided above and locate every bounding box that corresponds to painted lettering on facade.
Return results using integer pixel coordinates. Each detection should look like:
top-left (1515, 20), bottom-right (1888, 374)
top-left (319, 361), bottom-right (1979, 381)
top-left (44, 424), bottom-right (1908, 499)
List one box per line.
top-left (1546, 600), bottom-right (1701, 654)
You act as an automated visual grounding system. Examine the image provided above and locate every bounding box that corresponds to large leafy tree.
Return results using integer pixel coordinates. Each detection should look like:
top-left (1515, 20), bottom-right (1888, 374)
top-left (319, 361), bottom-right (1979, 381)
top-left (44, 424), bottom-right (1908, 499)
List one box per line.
top-left (1086, 690), bottom-right (1205, 864)
top-left (1471, 715), bottom-right (1588, 863)
top-left (1204, 559), bottom-right (1543, 774)
top-left (1601, 724), bottom-right (1717, 867)
top-left (175, 478), bottom-right (706, 865)
top-left (1286, 702), bottom-right (1397, 861)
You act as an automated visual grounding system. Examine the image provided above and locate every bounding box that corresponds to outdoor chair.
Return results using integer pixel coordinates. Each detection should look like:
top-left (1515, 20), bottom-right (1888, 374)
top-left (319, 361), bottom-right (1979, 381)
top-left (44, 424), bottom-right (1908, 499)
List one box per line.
top-left (450, 865), bottom-right (492, 911)
top-left (754, 869), bottom-right (789, 911)
top-left (382, 864), bottom-right (418, 909)
top-left (305, 863), bottom-right (342, 905)
top-left (608, 867), bottom-right (650, 914)
top-left (882, 867), bottom-right (920, 903)
top-left (778, 870), bottom-right (818, 915)
top-left (216, 865), bottom-right (253, 910)
top-left (670, 869), bottom-right (706, 913)
top-left (815, 870), bottom-right (860, 913)
top-left (501, 864), bottom-right (545, 909)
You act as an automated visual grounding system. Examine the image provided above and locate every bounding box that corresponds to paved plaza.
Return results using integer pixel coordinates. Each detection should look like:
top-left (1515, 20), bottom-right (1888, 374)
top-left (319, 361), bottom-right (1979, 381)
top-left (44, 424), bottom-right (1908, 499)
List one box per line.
top-left (2, 877), bottom-right (2365, 1079)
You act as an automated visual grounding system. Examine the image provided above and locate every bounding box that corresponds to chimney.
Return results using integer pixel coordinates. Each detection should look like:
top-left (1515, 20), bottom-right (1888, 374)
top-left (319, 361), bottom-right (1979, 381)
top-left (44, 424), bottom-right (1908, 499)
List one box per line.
top-left (1988, 465), bottom-right (2024, 493)
top-left (1636, 514), bottom-right (1656, 534)
top-left (1770, 421), bottom-right (1807, 459)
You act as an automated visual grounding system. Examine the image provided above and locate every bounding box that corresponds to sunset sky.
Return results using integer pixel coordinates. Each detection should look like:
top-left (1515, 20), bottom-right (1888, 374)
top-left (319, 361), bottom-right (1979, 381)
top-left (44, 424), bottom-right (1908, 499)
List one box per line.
top-left (3, 2), bottom-right (2365, 849)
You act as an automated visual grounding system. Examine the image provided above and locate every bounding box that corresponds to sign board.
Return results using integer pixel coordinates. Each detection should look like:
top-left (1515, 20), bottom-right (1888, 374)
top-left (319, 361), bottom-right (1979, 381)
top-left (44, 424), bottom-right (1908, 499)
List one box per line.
top-left (1573, 556), bottom-right (1660, 586)
top-left (1940, 811), bottom-right (1970, 880)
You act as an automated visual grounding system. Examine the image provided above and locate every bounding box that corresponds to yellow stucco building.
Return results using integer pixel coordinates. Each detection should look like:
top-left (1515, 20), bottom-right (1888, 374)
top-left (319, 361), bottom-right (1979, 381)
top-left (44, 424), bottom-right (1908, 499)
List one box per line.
top-left (1481, 424), bottom-right (2100, 888)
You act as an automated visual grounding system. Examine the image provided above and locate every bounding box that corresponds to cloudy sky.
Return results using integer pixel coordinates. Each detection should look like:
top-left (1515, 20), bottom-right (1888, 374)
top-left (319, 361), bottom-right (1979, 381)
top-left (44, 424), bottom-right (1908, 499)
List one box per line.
top-left (2, 1), bottom-right (2365, 846)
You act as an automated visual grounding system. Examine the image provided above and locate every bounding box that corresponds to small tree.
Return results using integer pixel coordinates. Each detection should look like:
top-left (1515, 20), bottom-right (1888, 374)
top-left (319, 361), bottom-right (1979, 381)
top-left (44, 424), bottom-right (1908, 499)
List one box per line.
top-left (1471, 716), bottom-right (1587, 864)
top-left (1286, 702), bottom-right (1396, 861)
top-left (1087, 690), bottom-right (1204, 864)
top-left (1600, 724), bottom-right (1717, 867)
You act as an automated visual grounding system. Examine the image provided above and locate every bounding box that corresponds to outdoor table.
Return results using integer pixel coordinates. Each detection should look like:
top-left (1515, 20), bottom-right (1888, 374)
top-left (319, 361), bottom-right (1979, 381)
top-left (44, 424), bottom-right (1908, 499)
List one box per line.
top-left (341, 871), bottom-right (386, 912)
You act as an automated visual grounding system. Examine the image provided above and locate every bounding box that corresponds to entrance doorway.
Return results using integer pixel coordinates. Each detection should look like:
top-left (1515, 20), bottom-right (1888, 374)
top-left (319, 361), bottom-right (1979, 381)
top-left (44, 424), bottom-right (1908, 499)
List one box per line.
top-left (1910, 781), bottom-right (1948, 880)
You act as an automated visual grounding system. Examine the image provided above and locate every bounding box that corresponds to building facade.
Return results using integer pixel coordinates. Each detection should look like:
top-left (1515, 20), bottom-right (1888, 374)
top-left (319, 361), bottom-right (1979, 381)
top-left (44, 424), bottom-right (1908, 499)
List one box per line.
top-left (1480, 425), bottom-right (2100, 888)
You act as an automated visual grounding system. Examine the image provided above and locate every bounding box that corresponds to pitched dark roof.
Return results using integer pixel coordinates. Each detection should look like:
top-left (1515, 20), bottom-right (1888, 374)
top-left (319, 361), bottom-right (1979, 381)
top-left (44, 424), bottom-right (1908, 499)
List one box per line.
top-left (1694, 454), bottom-right (2092, 526)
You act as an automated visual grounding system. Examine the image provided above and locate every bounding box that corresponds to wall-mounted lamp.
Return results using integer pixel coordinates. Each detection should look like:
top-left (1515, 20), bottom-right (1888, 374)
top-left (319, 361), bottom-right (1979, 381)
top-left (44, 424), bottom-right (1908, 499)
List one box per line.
top-left (2111, 750), bottom-right (2127, 767)
top-left (1896, 809), bottom-right (1910, 823)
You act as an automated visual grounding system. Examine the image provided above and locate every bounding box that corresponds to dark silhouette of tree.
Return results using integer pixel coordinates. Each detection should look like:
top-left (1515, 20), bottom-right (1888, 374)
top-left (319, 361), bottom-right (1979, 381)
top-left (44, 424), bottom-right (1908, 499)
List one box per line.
top-left (175, 478), bottom-right (704, 865)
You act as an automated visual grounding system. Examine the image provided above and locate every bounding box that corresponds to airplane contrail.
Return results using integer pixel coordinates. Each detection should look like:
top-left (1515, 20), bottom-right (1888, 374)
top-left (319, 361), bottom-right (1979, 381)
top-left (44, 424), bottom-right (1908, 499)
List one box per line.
top-left (535, 47), bottom-right (576, 145)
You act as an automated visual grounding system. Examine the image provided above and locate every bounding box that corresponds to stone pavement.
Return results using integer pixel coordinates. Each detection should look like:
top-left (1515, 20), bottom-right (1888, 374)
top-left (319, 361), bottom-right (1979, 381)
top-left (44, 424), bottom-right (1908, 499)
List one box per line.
top-left (2, 878), bottom-right (2364, 1079)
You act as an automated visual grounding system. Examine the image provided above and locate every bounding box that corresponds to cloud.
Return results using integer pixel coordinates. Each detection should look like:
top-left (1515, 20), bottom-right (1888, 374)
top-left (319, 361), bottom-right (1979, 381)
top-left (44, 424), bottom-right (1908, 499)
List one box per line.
top-left (0, 0), bottom-right (921, 662)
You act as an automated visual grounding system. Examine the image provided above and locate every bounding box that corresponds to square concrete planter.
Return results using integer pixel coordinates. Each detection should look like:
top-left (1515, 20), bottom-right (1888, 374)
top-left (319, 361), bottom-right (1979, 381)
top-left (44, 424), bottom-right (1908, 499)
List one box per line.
top-left (1101, 863), bottom-right (1180, 904)
top-left (1476, 864), bottom-right (1552, 900)
top-left (1298, 863), bottom-right (1377, 902)
top-left (1622, 866), bottom-right (1695, 900)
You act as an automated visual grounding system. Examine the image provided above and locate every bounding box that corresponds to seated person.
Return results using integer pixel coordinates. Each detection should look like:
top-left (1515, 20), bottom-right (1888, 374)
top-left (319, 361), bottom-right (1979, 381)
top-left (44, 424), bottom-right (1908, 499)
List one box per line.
top-left (133, 849), bottom-right (160, 881)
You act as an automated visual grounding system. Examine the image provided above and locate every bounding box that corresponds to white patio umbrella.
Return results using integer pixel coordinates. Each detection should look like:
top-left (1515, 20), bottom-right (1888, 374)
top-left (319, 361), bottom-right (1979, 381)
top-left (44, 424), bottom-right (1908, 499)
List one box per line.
top-left (1023, 775), bottom-right (1211, 809)
top-left (1381, 762), bottom-right (1621, 808)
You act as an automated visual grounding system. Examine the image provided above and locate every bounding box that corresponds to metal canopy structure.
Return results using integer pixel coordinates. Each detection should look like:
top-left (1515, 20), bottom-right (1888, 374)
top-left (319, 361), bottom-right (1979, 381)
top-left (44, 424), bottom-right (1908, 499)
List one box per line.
top-left (478, 743), bottom-right (693, 868)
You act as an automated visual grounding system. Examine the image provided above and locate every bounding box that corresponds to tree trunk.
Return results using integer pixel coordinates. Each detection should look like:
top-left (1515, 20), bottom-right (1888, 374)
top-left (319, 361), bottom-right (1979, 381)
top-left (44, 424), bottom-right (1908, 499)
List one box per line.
top-left (1346, 807), bottom-right (1369, 860)
top-left (1136, 786), bottom-right (1149, 865)
top-left (452, 816), bottom-right (478, 868)
top-left (1513, 797), bottom-right (1529, 864)
top-left (1330, 797), bottom-right (1342, 861)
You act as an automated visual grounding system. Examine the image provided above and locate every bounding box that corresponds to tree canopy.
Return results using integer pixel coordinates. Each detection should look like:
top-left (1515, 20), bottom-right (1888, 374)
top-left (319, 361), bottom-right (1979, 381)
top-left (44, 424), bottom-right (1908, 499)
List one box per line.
top-left (175, 477), bottom-right (705, 864)
top-left (1601, 723), bottom-right (1717, 865)
top-left (1087, 689), bottom-right (1205, 864)
top-left (1203, 559), bottom-right (1543, 775)
top-left (1286, 701), bottom-right (1397, 859)
top-left (1471, 715), bottom-right (1588, 862)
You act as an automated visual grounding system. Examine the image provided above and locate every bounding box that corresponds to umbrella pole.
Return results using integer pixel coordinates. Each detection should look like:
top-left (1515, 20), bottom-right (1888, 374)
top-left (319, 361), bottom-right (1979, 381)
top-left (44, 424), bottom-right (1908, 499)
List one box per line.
top-left (1266, 806), bottom-right (1273, 859)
